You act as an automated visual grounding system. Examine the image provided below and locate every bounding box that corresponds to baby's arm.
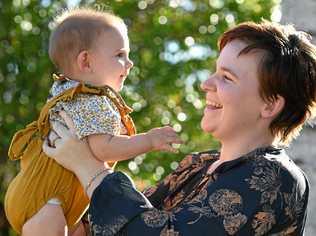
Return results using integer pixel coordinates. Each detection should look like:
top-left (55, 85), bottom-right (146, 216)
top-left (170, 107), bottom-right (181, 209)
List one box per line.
top-left (88, 126), bottom-right (182, 162)
top-left (59, 110), bottom-right (182, 162)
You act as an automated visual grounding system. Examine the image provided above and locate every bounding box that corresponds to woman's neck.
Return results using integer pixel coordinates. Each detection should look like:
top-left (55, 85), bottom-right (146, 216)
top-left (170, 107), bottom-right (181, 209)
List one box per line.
top-left (219, 131), bottom-right (274, 162)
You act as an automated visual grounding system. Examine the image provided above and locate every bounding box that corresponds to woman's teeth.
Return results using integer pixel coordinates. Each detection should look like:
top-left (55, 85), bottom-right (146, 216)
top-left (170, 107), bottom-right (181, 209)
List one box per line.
top-left (206, 101), bottom-right (223, 109)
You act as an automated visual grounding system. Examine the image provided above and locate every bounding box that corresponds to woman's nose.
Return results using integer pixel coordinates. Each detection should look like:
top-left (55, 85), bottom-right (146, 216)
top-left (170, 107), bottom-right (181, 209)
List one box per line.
top-left (201, 75), bottom-right (217, 92)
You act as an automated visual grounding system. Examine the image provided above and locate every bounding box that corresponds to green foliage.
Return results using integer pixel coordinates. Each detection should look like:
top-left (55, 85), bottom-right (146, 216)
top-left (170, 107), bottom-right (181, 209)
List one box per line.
top-left (0, 0), bottom-right (277, 234)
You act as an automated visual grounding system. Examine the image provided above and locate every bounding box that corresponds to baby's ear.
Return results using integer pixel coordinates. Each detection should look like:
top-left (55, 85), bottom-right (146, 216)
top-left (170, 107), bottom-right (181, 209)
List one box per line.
top-left (76, 50), bottom-right (92, 72)
top-left (260, 95), bottom-right (285, 119)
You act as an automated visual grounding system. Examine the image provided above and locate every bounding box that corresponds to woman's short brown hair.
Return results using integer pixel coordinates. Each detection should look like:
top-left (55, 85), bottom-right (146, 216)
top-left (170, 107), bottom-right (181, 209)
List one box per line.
top-left (218, 20), bottom-right (316, 145)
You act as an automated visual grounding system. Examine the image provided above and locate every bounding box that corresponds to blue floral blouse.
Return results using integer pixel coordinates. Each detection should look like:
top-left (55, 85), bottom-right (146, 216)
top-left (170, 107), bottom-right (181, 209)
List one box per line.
top-left (48, 78), bottom-right (127, 139)
top-left (88, 146), bottom-right (309, 236)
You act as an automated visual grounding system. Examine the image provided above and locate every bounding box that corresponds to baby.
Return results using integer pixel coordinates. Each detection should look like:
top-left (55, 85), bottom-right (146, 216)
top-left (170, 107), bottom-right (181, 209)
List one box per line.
top-left (5, 8), bottom-right (181, 236)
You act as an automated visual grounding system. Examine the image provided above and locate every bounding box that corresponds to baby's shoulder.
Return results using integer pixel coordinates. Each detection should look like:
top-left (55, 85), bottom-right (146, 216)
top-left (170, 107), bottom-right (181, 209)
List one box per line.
top-left (49, 79), bottom-right (79, 98)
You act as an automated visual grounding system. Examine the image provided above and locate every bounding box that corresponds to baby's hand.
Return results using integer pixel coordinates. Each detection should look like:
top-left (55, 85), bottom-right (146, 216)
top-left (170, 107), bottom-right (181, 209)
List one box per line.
top-left (147, 126), bottom-right (183, 153)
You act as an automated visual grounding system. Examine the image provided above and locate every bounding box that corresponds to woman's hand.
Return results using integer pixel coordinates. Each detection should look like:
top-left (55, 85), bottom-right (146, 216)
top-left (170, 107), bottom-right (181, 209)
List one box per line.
top-left (43, 118), bottom-right (112, 198)
top-left (44, 121), bottom-right (94, 173)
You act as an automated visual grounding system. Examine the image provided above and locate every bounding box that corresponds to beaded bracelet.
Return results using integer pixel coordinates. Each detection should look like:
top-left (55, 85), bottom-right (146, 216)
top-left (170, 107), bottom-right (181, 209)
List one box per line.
top-left (85, 168), bottom-right (111, 194)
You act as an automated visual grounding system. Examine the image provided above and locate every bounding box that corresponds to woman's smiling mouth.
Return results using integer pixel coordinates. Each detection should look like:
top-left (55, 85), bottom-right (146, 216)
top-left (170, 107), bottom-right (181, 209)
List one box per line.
top-left (205, 100), bottom-right (223, 110)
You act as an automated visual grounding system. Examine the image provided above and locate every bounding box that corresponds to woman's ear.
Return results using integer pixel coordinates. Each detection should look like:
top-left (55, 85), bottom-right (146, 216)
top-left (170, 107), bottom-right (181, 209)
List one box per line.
top-left (261, 95), bottom-right (285, 119)
top-left (76, 50), bottom-right (92, 73)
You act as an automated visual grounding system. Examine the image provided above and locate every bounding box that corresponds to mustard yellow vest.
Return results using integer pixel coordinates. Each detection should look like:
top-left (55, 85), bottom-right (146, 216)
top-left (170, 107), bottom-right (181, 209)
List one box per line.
top-left (4, 80), bottom-right (136, 234)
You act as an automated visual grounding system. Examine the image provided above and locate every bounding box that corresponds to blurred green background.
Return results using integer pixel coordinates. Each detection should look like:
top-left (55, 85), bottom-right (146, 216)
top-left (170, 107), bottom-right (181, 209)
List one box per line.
top-left (0, 0), bottom-right (279, 234)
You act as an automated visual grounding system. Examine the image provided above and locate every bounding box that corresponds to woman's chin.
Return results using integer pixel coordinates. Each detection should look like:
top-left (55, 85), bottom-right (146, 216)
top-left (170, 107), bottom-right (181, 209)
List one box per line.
top-left (200, 119), bottom-right (216, 134)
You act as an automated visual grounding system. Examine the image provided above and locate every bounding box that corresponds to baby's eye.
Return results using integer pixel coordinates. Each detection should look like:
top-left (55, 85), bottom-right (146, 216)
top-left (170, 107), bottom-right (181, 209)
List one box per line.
top-left (116, 52), bottom-right (125, 58)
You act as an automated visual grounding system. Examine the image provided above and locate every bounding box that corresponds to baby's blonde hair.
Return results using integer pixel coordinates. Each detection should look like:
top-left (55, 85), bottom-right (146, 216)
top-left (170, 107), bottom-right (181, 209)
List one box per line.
top-left (49, 7), bottom-right (126, 73)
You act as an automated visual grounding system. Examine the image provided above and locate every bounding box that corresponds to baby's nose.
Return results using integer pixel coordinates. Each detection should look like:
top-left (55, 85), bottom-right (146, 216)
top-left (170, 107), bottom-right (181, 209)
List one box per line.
top-left (127, 59), bottom-right (133, 68)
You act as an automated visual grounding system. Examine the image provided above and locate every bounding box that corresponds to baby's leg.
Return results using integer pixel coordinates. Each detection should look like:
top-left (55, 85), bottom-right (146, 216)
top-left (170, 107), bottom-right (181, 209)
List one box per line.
top-left (22, 203), bottom-right (67, 236)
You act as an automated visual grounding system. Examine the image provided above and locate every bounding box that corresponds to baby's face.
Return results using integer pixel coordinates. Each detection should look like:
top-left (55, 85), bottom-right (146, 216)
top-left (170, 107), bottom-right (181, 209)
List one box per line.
top-left (88, 27), bottom-right (133, 91)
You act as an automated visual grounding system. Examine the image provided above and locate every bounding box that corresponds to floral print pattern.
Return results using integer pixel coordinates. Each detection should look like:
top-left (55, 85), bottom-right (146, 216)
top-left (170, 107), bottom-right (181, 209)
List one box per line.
top-left (141, 209), bottom-right (169, 228)
top-left (252, 211), bottom-right (276, 236)
top-left (48, 78), bottom-right (128, 139)
top-left (89, 147), bottom-right (309, 235)
top-left (91, 215), bottom-right (128, 236)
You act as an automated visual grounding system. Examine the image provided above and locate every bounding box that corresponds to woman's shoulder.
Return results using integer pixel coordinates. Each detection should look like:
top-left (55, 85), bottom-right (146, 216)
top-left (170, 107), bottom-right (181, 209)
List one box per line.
top-left (241, 148), bottom-right (309, 235)
top-left (253, 148), bottom-right (306, 177)
top-left (246, 147), bottom-right (309, 195)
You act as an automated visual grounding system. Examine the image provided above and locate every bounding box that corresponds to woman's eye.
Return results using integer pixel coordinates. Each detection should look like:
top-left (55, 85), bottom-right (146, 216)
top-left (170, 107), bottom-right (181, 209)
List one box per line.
top-left (117, 53), bottom-right (124, 57)
top-left (223, 75), bottom-right (232, 82)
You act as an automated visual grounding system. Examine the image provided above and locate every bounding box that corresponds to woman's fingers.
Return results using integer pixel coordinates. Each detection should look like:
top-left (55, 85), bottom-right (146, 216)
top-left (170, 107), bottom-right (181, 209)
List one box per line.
top-left (47, 130), bottom-right (59, 147)
top-left (48, 130), bottom-right (58, 140)
top-left (59, 111), bottom-right (76, 133)
top-left (42, 138), bottom-right (55, 157)
top-left (51, 121), bottom-right (72, 139)
top-left (43, 133), bottom-right (77, 168)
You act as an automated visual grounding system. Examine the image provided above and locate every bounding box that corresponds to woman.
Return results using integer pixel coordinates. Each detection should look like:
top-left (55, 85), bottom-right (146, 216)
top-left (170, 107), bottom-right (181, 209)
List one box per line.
top-left (42, 21), bottom-right (314, 235)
